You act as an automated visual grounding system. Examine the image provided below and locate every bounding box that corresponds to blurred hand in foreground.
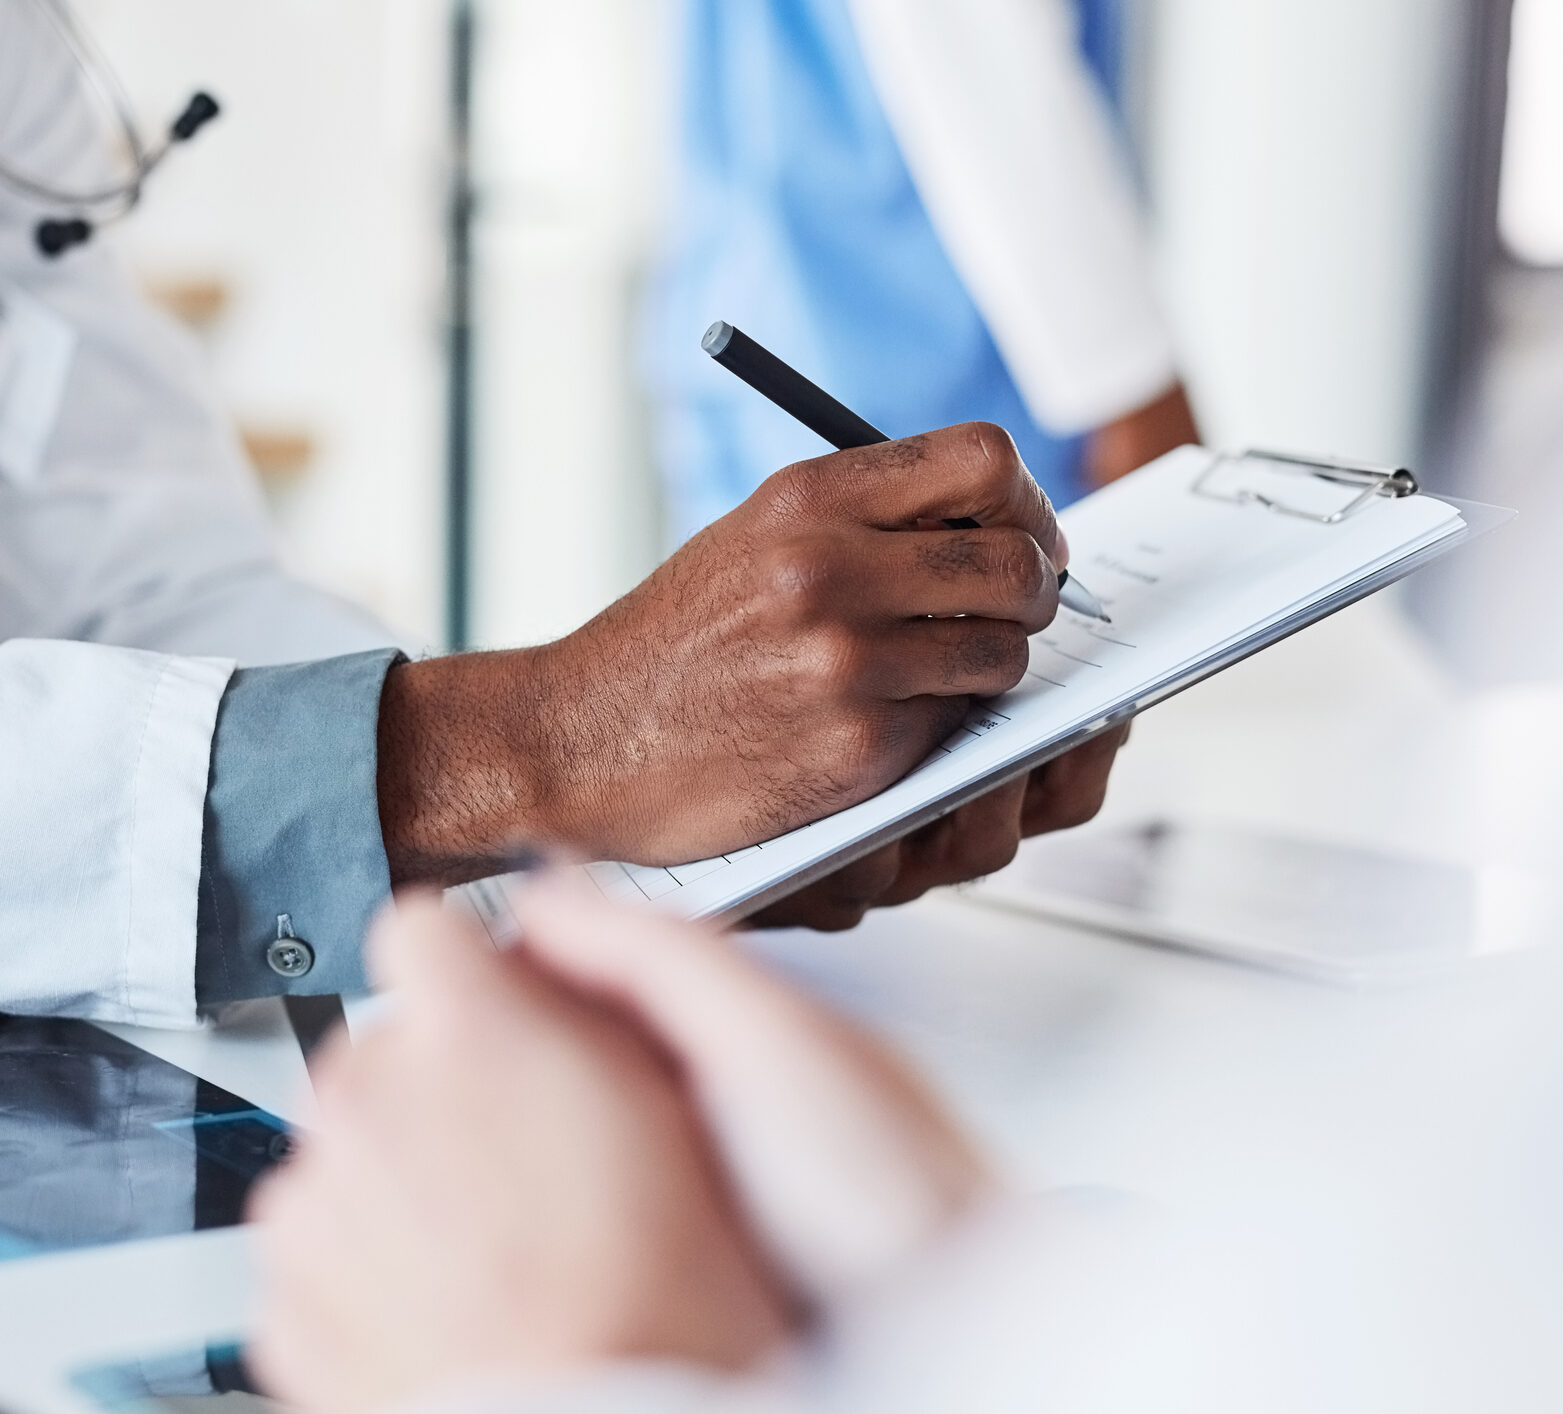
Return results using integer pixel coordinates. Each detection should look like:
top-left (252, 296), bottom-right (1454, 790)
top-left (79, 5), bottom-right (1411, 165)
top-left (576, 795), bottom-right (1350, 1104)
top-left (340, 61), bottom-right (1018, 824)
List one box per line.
top-left (249, 878), bottom-right (994, 1411)
top-left (248, 893), bottom-right (791, 1413)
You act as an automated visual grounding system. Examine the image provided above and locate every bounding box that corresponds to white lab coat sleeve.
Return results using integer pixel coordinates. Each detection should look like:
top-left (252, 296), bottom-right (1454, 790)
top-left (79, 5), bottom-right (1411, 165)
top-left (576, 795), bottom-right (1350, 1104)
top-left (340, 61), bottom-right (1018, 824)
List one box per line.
top-left (0, 0), bottom-right (414, 667)
top-left (0, 638), bottom-right (231, 1026)
top-left (0, 222), bottom-right (411, 667)
top-left (0, 9), bottom-right (412, 1024)
top-left (845, 0), bottom-right (1179, 435)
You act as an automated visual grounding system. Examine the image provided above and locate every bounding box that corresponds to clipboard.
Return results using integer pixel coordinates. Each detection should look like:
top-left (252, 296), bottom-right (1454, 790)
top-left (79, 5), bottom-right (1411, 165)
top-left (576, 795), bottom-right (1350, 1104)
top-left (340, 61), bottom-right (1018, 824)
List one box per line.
top-left (461, 447), bottom-right (1511, 933)
top-left (1192, 447), bottom-right (1423, 522)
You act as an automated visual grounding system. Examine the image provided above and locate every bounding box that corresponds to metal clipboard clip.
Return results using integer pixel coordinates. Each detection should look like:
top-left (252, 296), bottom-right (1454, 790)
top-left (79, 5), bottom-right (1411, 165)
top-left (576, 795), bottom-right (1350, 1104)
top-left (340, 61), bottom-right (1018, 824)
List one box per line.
top-left (1193, 449), bottom-right (1420, 525)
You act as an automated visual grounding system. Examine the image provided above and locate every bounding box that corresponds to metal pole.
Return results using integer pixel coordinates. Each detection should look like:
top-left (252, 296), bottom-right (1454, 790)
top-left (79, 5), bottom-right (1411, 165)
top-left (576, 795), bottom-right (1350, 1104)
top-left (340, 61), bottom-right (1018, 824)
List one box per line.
top-left (445, 0), bottom-right (477, 651)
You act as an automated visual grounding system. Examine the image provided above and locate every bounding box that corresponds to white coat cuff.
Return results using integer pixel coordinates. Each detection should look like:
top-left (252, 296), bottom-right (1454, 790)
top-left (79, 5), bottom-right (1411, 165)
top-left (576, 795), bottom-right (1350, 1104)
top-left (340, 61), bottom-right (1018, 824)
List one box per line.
top-left (0, 640), bottom-right (230, 1026)
top-left (120, 653), bottom-right (234, 1024)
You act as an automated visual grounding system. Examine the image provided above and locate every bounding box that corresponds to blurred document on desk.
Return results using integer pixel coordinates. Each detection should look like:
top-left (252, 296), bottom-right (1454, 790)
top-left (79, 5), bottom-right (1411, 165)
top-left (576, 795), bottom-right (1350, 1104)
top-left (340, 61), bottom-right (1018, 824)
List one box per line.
top-left (962, 821), bottom-right (1559, 985)
top-left (465, 447), bottom-right (1474, 933)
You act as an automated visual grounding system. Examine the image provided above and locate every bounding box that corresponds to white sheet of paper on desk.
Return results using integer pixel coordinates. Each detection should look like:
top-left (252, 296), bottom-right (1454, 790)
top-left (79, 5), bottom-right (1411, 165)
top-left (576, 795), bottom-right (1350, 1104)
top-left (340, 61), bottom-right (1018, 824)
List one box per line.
top-left (462, 447), bottom-right (1465, 938)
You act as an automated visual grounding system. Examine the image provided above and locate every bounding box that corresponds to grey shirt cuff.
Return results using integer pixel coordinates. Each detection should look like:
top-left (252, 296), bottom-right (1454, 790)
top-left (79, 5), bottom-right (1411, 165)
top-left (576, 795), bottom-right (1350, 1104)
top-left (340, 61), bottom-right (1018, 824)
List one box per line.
top-left (196, 648), bottom-right (405, 1005)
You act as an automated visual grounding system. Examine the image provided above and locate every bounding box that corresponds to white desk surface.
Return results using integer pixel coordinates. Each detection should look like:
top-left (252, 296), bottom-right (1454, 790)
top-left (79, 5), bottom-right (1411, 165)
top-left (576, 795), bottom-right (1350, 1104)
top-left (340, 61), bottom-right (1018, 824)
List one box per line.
top-left (5, 599), bottom-right (1562, 1412)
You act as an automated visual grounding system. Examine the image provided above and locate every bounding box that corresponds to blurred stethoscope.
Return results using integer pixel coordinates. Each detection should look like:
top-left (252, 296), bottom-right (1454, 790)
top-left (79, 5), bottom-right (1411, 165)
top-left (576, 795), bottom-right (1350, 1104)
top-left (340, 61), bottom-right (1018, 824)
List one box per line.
top-left (0, 0), bottom-right (220, 258)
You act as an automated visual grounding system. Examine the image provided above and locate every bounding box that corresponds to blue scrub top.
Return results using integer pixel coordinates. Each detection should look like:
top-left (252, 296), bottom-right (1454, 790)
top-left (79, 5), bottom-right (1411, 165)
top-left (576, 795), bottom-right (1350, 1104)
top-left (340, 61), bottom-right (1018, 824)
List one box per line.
top-left (647, 0), bottom-right (1124, 547)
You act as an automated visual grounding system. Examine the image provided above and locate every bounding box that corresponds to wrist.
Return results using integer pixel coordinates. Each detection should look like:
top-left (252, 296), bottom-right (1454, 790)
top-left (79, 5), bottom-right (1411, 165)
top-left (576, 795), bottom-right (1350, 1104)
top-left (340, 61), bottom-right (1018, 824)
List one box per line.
top-left (376, 650), bottom-right (576, 886)
top-left (1085, 382), bottom-right (1199, 488)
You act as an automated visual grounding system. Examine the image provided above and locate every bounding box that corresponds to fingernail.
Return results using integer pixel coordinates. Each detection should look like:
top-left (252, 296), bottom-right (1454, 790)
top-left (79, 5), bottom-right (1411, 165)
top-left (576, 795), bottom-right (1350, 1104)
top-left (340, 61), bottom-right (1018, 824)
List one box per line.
top-left (1053, 525), bottom-right (1070, 570)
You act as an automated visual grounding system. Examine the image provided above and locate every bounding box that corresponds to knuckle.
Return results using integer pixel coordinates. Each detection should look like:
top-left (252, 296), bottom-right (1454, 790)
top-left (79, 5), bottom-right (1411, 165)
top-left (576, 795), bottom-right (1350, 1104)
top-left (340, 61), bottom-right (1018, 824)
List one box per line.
top-left (757, 538), bottom-right (835, 616)
top-left (802, 623), bottom-right (867, 695)
top-left (961, 420), bottom-right (1021, 489)
top-left (755, 461), bottom-right (816, 520)
top-left (986, 529), bottom-right (1048, 602)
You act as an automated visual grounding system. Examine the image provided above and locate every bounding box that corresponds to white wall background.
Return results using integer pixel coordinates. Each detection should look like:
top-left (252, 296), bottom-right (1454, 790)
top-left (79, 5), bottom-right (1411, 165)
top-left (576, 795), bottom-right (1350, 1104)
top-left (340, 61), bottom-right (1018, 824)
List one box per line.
top-left (1501, 0), bottom-right (1563, 265)
top-left (77, 0), bottom-right (450, 649)
top-left (466, 0), bottom-right (675, 650)
top-left (1137, 0), bottom-right (1469, 467)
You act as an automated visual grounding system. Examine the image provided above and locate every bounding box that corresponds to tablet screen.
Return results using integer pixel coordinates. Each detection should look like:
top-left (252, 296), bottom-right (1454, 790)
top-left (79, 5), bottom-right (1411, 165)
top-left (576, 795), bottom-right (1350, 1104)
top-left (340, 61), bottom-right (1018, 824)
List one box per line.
top-left (74, 1344), bottom-right (277, 1411)
top-left (0, 1015), bottom-right (291, 1262)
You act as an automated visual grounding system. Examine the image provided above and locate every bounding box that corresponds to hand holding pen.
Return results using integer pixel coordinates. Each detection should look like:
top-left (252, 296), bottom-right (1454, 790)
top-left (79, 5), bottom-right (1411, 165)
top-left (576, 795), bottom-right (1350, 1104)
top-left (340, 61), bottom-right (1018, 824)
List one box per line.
top-left (702, 321), bottom-right (1110, 623)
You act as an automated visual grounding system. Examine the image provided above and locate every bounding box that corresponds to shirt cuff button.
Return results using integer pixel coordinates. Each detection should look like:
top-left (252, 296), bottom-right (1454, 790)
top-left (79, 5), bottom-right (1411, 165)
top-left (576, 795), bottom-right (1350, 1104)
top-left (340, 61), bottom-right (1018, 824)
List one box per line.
top-left (267, 936), bottom-right (315, 979)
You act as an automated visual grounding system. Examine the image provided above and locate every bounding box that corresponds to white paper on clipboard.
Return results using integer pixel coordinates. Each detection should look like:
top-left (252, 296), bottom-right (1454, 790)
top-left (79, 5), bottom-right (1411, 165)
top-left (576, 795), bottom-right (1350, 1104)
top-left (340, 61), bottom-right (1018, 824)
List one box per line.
top-left (459, 446), bottom-right (1508, 940)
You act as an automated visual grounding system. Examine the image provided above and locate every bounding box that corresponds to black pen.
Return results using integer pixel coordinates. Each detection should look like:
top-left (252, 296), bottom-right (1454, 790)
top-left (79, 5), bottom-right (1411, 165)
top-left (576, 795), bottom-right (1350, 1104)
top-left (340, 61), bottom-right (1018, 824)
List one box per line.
top-left (702, 321), bottom-right (1111, 623)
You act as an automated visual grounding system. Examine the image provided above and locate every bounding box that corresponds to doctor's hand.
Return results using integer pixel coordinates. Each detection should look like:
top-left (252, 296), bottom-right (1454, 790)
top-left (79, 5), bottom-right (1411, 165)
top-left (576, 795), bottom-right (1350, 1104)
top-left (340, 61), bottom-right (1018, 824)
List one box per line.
top-left (378, 422), bottom-right (1063, 883)
top-left (752, 722), bottom-right (1130, 931)
top-left (247, 895), bottom-right (793, 1414)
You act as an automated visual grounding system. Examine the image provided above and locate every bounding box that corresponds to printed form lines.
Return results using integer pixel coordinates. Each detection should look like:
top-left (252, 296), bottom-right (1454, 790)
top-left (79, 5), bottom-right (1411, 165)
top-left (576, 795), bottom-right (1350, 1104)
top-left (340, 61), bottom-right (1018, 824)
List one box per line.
top-left (588, 841), bottom-right (766, 902)
top-left (1037, 638), bottom-right (1104, 669)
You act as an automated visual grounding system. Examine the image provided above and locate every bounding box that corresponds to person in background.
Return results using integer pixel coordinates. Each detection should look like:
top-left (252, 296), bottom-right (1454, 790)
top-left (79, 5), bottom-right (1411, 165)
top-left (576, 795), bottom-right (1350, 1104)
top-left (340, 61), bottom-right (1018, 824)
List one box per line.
top-left (249, 876), bottom-right (1270, 1414)
top-left (648, 0), bottom-right (1200, 547)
